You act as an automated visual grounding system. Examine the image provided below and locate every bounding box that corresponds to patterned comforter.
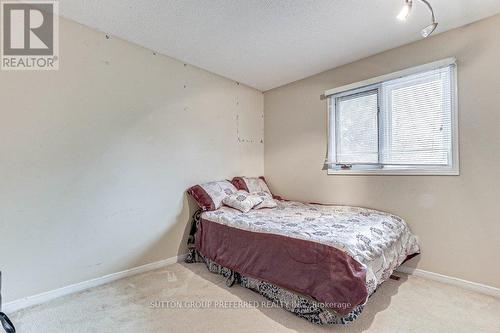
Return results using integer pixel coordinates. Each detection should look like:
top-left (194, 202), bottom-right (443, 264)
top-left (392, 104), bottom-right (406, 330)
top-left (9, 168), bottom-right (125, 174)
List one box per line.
top-left (197, 200), bottom-right (419, 315)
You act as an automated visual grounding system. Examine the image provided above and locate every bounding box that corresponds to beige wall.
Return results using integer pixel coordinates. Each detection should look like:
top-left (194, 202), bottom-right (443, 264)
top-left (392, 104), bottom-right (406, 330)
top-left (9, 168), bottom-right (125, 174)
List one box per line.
top-left (264, 14), bottom-right (500, 288)
top-left (0, 18), bottom-right (264, 303)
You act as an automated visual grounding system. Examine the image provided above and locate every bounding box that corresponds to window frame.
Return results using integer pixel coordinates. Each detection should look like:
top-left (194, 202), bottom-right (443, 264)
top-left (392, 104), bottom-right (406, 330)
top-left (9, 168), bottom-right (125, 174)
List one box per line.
top-left (325, 58), bottom-right (459, 176)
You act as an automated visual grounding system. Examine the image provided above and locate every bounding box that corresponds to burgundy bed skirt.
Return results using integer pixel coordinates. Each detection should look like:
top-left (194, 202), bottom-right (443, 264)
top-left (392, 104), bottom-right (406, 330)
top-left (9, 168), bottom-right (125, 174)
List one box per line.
top-left (195, 218), bottom-right (368, 315)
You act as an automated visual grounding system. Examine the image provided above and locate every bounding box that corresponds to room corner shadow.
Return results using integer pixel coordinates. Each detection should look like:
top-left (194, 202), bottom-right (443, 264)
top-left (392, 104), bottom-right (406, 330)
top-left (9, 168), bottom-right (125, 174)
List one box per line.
top-left (181, 262), bottom-right (409, 333)
top-left (399, 254), bottom-right (422, 271)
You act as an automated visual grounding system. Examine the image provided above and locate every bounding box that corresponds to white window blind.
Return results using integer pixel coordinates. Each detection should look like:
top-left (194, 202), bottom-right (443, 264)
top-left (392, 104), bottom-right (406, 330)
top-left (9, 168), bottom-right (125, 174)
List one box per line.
top-left (336, 90), bottom-right (379, 164)
top-left (325, 59), bottom-right (458, 175)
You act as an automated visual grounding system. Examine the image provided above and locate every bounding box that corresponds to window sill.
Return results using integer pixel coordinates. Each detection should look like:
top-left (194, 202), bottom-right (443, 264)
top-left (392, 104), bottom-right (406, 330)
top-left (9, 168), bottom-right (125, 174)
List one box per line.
top-left (327, 168), bottom-right (460, 176)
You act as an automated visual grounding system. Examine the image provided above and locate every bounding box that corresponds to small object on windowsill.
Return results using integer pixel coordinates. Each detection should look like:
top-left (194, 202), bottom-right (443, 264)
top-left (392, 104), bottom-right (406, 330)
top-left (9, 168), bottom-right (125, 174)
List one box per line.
top-left (0, 313), bottom-right (15, 333)
top-left (340, 164), bottom-right (352, 170)
top-left (0, 271), bottom-right (16, 333)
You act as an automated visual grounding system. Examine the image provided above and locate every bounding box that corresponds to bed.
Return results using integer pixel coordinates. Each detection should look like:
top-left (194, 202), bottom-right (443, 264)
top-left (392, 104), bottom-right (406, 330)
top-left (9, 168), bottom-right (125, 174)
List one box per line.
top-left (186, 199), bottom-right (420, 325)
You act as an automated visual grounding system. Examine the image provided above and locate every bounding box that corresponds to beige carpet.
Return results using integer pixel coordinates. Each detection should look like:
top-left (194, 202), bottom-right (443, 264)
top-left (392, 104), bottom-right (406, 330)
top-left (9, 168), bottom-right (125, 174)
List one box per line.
top-left (11, 262), bottom-right (500, 333)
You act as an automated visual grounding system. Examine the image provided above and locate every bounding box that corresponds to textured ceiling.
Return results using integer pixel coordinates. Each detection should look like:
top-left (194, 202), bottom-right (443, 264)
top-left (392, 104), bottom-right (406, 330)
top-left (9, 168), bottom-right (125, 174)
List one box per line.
top-left (60, 0), bottom-right (500, 91)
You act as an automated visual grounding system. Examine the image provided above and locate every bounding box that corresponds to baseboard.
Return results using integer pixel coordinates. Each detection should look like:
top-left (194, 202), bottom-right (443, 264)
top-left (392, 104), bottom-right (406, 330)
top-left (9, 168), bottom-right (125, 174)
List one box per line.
top-left (3, 254), bottom-right (187, 314)
top-left (6, 258), bottom-right (497, 314)
top-left (396, 266), bottom-right (500, 298)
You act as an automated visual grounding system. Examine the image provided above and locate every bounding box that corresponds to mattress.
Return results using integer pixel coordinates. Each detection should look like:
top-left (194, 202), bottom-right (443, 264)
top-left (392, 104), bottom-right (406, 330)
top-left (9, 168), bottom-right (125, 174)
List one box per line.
top-left (196, 200), bottom-right (419, 315)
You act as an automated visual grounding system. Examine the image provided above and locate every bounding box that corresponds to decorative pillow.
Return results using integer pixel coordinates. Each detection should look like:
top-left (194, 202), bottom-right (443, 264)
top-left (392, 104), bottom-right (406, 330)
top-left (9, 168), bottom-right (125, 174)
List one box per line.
top-left (252, 191), bottom-right (278, 210)
top-left (232, 176), bottom-right (272, 196)
top-left (222, 190), bottom-right (263, 213)
top-left (187, 180), bottom-right (237, 211)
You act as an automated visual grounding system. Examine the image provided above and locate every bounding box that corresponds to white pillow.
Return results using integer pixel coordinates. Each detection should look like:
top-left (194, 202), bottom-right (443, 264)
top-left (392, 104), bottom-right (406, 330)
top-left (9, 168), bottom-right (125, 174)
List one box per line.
top-left (252, 191), bottom-right (278, 210)
top-left (223, 190), bottom-right (263, 213)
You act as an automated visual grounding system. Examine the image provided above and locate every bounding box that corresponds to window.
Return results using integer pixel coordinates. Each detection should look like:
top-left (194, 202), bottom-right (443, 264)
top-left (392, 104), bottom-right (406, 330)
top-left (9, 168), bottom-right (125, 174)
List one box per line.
top-left (325, 58), bottom-right (458, 175)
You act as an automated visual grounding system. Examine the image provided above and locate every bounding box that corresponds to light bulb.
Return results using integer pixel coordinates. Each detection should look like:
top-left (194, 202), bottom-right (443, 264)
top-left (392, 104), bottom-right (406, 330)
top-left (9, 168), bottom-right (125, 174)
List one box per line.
top-left (397, 0), bottom-right (413, 21)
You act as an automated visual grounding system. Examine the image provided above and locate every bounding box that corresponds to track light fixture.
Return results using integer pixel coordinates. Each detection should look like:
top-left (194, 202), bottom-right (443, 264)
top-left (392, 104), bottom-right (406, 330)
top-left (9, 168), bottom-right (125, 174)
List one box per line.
top-left (397, 0), bottom-right (438, 38)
